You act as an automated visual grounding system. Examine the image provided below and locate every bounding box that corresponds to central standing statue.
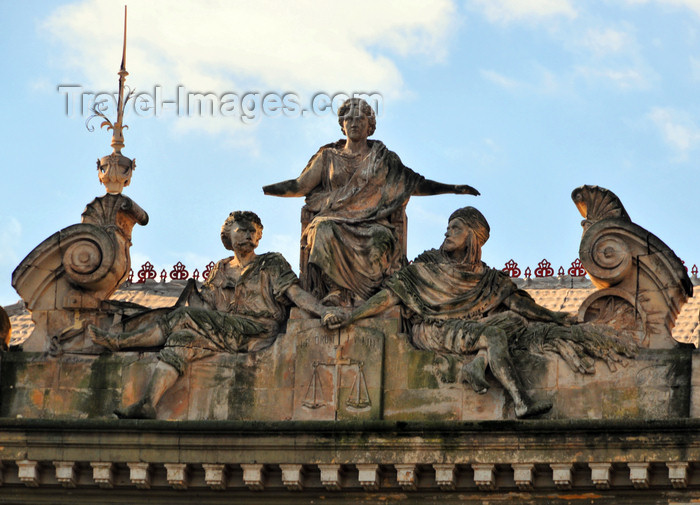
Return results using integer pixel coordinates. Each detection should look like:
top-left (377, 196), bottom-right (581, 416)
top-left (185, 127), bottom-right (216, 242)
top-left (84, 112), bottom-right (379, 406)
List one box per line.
top-left (263, 98), bottom-right (479, 304)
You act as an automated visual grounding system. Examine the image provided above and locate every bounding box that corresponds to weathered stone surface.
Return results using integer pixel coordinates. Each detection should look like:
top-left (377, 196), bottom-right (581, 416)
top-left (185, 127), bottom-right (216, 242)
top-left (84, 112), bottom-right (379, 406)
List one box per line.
top-left (589, 462), bottom-right (612, 489)
top-left (290, 308), bottom-right (390, 421)
top-left (279, 464), bottom-right (305, 490)
top-left (164, 463), bottom-right (189, 490)
top-left (241, 463), bottom-right (266, 490)
top-left (318, 464), bottom-right (343, 490)
top-left (11, 194), bottom-right (148, 353)
top-left (263, 98), bottom-right (478, 302)
top-left (472, 464), bottom-right (495, 490)
top-left (0, 419), bottom-right (699, 502)
top-left (0, 326), bottom-right (694, 421)
top-left (202, 463), bottom-right (228, 490)
top-left (128, 462), bottom-right (151, 489)
top-left (550, 463), bottom-right (573, 489)
top-left (17, 460), bottom-right (39, 487)
top-left (667, 461), bottom-right (689, 488)
top-left (0, 306), bottom-right (9, 349)
top-left (573, 185), bottom-right (692, 348)
top-left (628, 462), bottom-right (649, 488)
top-left (433, 463), bottom-right (457, 490)
top-left (513, 463), bottom-right (535, 490)
top-left (11, 273), bottom-right (700, 348)
top-left (54, 461), bottom-right (77, 488)
top-left (356, 463), bottom-right (380, 490)
top-left (91, 462), bottom-right (115, 488)
top-left (395, 463), bottom-right (419, 490)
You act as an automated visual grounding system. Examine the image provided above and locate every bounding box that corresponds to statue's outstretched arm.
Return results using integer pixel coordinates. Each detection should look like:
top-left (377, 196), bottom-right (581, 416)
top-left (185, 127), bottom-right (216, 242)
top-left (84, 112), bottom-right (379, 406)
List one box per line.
top-left (263, 178), bottom-right (304, 197)
top-left (503, 291), bottom-right (576, 325)
top-left (263, 157), bottom-right (324, 197)
top-left (413, 178), bottom-right (480, 196)
top-left (286, 284), bottom-right (348, 322)
top-left (325, 289), bottom-right (401, 329)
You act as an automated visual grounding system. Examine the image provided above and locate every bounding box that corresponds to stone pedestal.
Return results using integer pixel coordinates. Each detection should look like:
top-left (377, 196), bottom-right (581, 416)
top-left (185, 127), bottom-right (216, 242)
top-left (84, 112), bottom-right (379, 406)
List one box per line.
top-left (0, 308), bottom-right (695, 421)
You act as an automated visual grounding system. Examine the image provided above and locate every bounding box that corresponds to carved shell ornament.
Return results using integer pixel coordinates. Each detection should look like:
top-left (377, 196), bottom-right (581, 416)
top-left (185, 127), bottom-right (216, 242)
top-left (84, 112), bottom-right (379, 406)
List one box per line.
top-left (571, 184), bottom-right (630, 230)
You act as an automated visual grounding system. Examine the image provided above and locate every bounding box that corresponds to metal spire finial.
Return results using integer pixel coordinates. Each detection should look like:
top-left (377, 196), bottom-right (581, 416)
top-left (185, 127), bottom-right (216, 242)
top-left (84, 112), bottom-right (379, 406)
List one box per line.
top-left (113, 5), bottom-right (129, 153)
top-left (88, 5), bottom-right (137, 194)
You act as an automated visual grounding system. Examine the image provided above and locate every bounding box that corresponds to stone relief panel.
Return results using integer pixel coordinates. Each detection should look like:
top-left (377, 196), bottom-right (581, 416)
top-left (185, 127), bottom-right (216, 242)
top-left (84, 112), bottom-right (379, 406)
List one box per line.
top-left (291, 316), bottom-right (386, 421)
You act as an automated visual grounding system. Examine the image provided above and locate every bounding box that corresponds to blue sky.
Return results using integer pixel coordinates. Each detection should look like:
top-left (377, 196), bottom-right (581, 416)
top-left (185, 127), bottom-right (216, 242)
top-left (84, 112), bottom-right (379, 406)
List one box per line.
top-left (2, 0), bottom-right (700, 305)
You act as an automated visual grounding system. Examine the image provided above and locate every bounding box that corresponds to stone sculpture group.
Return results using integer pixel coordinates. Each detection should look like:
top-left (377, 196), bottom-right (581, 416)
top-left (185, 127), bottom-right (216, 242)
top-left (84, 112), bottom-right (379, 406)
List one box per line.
top-left (7, 93), bottom-right (691, 422)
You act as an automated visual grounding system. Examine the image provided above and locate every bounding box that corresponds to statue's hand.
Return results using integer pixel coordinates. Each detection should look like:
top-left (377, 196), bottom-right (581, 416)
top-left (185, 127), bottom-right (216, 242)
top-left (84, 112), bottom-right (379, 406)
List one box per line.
top-left (322, 308), bottom-right (351, 330)
top-left (454, 184), bottom-right (480, 196)
top-left (552, 311), bottom-right (577, 326)
top-left (262, 183), bottom-right (278, 195)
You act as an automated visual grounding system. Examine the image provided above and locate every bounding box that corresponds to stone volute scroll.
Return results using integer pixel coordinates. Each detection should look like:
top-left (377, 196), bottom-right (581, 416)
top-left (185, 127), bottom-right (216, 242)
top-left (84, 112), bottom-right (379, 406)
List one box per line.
top-left (11, 7), bottom-right (148, 354)
top-left (572, 185), bottom-right (692, 348)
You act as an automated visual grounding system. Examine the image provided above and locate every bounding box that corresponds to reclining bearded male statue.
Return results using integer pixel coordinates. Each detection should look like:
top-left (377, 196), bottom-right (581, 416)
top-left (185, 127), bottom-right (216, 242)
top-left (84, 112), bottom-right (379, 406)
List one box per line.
top-left (88, 211), bottom-right (343, 419)
top-left (326, 206), bottom-right (636, 419)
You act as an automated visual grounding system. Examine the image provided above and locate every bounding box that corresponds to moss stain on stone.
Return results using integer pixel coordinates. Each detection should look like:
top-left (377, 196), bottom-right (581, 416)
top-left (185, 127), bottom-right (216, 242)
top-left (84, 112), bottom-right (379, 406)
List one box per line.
top-left (227, 357), bottom-right (256, 419)
top-left (0, 352), bottom-right (21, 416)
top-left (82, 354), bottom-right (122, 418)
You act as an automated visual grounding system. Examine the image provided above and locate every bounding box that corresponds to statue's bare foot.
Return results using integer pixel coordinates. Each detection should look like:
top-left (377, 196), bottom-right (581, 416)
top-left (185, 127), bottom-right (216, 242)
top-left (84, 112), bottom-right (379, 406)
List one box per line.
top-left (515, 398), bottom-right (552, 419)
top-left (114, 399), bottom-right (156, 419)
top-left (86, 325), bottom-right (120, 352)
top-left (460, 356), bottom-right (490, 394)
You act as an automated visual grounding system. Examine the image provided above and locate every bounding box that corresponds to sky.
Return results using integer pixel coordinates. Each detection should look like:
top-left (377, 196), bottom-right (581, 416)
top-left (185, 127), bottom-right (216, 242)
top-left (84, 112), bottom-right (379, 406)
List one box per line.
top-left (2, 0), bottom-right (700, 306)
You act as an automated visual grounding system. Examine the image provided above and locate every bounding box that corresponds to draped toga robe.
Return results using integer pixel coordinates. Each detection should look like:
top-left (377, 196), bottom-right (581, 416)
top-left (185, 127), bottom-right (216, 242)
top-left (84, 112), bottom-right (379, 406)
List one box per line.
top-left (384, 248), bottom-right (530, 353)
top-left (302, 140), bottom-right (424, 300)
top-left (384, 249), bottom-right (636, 373)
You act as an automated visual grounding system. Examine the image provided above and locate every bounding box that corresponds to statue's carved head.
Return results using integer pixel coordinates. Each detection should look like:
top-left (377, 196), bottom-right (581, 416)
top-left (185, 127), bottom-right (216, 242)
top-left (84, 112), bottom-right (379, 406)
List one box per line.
top-left (338, 98), bottom-right (377, 137)
top-left (221, 211), bottom-right (263, 252)
top-left (443, 206), bottom-right (490, 265)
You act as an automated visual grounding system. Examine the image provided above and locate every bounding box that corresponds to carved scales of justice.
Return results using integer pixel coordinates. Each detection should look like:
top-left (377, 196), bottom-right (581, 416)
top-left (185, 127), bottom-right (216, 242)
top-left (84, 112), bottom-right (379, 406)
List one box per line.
top-left (303, 358), bottom-right (371, 412)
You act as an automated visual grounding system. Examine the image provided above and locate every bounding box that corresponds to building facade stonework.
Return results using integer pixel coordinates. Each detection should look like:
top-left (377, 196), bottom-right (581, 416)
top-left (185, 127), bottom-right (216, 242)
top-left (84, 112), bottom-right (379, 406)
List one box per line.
top-left (1, 41), bottom-right (699, 502)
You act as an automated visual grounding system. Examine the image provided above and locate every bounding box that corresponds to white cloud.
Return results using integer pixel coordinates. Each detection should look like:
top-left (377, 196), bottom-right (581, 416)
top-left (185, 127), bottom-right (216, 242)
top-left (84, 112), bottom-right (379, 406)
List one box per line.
top-left (480, 69), bottom-right (521, 89)
top-left (624, 0), bottom-right (700, 17)
top-left (470, 137), bottom-right (505, 167)
top-left (469, 0), bottom-right (577, 23)
top-left (481, 65), bottom-right (562, 95)
top-left (579, 28), bottom-right (632, 56)
top-left (648, 107), bottom-right (700, 159)
top-left (43, 0), bottom-right (457, 139)
top-left (575, 66), bottom-right (649, 89)
top-left (29, 78), bottom-right (53, 93)
top-left (536, 65), bottom-right (562, 94)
